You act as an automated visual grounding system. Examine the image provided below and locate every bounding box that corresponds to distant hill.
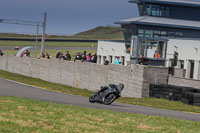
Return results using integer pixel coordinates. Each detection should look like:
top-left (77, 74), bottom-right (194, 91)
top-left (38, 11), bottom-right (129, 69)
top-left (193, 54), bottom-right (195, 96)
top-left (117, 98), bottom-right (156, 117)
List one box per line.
top-left (0, 26), bottom-right (124, 40)
top-left (74, 26), bottom-right (124, 40)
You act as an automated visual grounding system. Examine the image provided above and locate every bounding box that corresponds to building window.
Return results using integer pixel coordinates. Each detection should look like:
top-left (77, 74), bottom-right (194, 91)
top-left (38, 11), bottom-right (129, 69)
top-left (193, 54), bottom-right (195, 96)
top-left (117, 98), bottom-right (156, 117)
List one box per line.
top-left (138, 29), bottom-right (144, 37)
top-left (153, 30), bottom-right (161, 37)
top-left (178, 60), bottom-right (184, 69)
top-left (175, 32), bottom-right (183, 37)
top-left (146, 4), bottom-right (170, 17)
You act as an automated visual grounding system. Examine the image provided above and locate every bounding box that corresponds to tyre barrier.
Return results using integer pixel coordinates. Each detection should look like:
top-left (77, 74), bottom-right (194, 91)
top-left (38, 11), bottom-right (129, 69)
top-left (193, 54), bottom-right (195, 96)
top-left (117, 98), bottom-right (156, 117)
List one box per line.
top-left (149, 84), bottom-right (200, 106)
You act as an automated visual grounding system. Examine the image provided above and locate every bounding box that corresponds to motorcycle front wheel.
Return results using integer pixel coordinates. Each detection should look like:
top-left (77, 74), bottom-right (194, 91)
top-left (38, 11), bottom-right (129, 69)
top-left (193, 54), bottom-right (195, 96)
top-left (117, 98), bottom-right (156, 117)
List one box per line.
top-left (89, 94), bottom-right (98, 103)
top-left (104, 94), bottom-right (116, 105)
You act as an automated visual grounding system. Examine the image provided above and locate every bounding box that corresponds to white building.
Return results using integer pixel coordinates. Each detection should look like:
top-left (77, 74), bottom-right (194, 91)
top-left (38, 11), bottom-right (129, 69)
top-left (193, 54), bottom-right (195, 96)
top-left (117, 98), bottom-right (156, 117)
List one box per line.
top-left (97, 38), bottom-right (200, 80)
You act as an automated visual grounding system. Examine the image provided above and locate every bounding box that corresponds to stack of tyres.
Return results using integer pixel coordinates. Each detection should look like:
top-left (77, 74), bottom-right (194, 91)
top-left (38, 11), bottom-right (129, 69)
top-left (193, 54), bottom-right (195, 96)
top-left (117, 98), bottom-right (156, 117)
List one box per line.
top-left (149, 84), bottom-right (200, 106)
top-left (193, 93), bottom-right (200, 106)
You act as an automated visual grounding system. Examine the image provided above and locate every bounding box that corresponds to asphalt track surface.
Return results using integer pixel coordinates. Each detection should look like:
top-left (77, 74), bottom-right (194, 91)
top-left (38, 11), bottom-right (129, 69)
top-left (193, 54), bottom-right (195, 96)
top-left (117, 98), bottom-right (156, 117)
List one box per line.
top-left (0, 46), bottom-right (97, 50)
top-left (0, 78), bottom-right (200, 122)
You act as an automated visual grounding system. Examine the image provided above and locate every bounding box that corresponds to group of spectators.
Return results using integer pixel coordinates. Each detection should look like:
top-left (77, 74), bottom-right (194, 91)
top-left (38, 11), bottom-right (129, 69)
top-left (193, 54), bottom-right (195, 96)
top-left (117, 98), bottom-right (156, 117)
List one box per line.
top-left (73, 51), bottom-right (97, 63)
top-left (0, 50), bottom-right (3, 56)
top-left (45, 50), bottom-right (97, 63)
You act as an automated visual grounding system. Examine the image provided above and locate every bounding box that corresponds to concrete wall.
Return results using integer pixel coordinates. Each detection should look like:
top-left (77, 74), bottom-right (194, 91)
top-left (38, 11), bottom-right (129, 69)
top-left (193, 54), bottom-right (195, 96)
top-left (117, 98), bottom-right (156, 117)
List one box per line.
top-left (174, 68), bottom-right (186, 78)
top-left (0, 55), bottom-right (169, 98)
top-left (169, 76), bottom-right (200, 89)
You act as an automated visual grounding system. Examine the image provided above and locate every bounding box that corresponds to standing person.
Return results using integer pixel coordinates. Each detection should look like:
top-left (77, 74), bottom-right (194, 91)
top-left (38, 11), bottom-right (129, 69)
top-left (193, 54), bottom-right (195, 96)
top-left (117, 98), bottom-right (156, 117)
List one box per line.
top-left (46, 52), bottom-right (51, 59)
top-left (86, 53), bottom-right (92, 62)
top-left (0, 50), bottom-right (4, 56)
top-left (91, 53), bottom-right (97, 63)
top-left (41, 52), bottom-right (45, 58)
top-left (115, 56), bottom-right (120, 64)
top-left (65, 51), bottom-right (71, 61)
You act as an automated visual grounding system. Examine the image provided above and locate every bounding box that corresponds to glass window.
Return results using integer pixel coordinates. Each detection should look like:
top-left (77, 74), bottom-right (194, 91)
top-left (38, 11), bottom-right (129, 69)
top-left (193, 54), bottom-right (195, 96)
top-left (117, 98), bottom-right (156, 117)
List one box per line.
top-left (153, 30), bottom-right (161, 37)
top-left (175, 32), bottom-right (183, 37)
top-left (146, 4), bottom-right (170, 17)
top-left (138, 29), bottom-right (144, 37)
top-left (168, 31), bottom-right (175, 37)
top-left (145, 30), bottom-right (153, 37)
top-left (161, 31), bottom-right (167, 37)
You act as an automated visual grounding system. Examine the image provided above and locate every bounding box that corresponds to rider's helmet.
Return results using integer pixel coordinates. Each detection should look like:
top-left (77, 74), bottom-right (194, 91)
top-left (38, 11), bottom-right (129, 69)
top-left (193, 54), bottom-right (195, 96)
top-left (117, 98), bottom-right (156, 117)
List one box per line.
top-left (118, 83), bottom-right (124, 91)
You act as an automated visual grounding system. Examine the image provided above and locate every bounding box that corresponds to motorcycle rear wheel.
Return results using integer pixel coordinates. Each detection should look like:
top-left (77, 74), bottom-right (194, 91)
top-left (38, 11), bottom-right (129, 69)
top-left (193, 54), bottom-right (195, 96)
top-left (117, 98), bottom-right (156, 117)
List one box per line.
top-left (104, 94), bottom-right (116, 105)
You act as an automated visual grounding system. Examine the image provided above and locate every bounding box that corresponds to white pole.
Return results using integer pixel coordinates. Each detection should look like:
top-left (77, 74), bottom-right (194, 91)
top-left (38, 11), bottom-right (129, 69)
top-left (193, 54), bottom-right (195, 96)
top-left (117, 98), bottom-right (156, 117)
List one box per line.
top-left (40, 12), bottom-right (47, 56)
top-left (34, 22), bottom-right (39, 58)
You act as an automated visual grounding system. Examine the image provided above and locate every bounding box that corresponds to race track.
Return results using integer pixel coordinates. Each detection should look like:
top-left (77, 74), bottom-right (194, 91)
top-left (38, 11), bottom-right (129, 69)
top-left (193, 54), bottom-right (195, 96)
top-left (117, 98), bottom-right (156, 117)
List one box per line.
top-left (0, 78), bottom-right (200, 122)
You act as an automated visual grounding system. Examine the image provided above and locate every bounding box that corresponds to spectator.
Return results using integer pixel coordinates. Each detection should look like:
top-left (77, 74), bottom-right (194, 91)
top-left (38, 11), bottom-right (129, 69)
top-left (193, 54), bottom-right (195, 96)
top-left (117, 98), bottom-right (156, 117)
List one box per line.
top-left (65, 51), bottom-right (71, 61)
top-left (25, 50), bottom-right (30, 57)
top-left (46, 52), bottom-right (51, 59)
top-left (138, 54), bottom-right (147, 65)
top-left (56, 51), bottom-right (62, 59)
top-left (115, 56), bottom-right (120, 64)
top-left (0, 50), bottom-right (4, 56)
top-left (41, 52), bottom-right (45, 58)
top-left (81, 54), bottom-right (87, 62)
top-left (74, 52), bottom-right (81, 61)
top-left (86, 53), bottom-right (92, 62)
top-left (103, 56), bottom-right (109, 65)
top-left (91, 53), bottom-right (97, 63)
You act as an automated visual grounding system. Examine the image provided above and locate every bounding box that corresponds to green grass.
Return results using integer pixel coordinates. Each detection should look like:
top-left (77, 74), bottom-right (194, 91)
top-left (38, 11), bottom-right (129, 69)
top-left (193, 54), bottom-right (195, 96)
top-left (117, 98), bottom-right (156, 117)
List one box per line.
top-left (0, 95), bottom-right (200, 133)
top-left (0, 40), bottom-right (97, 47)
top-left (0, 26), bottom-right (124, 40)
top-left (3, 49), bottom-right (96, 59)
top-left (75, 26), bottom-right (124, 40)
top-left (0, 70), bottom-right (200, 114)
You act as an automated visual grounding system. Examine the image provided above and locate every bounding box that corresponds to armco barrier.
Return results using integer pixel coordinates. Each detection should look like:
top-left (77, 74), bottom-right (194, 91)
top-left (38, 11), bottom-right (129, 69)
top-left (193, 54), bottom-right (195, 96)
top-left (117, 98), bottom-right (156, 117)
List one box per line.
top-left (0, 55), bottom-right (169, 98)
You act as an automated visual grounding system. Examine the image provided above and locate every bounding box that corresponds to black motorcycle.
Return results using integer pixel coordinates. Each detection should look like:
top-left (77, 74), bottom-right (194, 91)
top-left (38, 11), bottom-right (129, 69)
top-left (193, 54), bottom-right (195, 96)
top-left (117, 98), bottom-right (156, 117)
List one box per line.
top-left (89, 83), bottom-right (124, 105)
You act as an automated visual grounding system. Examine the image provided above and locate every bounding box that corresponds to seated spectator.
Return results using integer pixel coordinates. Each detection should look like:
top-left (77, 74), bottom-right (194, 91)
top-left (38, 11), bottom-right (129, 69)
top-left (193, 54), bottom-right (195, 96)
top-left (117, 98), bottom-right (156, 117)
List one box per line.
top-left (65, 51), bottom-right (71, 61)
top-left (74, 52), bottom-right (81, 61)
top-left (46, 52), bottom-right (51, 59)
top-left (86, 53), bottom-right (92, 62)
top-left (103, 56), bottom-right (109, 65)
top-left (81, 54), bottom-right (87, 62)
top-left (115, 56), bottom-right (120, 64)
top-left (91, 53), bottom-right (97, 63)
top-left (25, 50), bottom-right (30, 57)
top-left (0, 50), bottom-right (4, 56)
top-left (56, 51), bottom-right (62, 59)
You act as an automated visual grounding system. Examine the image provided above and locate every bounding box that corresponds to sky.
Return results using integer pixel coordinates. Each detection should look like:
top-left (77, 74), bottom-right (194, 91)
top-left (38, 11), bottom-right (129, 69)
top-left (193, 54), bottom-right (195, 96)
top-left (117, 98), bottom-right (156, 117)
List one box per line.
top-left (0, 0), bottom-right (138, 35)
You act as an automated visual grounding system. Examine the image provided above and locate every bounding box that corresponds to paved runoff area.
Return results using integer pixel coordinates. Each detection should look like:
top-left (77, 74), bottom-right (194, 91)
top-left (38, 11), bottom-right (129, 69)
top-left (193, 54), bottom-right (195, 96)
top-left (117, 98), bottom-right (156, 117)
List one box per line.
top-left (0, 78), bottom-right (200, 122)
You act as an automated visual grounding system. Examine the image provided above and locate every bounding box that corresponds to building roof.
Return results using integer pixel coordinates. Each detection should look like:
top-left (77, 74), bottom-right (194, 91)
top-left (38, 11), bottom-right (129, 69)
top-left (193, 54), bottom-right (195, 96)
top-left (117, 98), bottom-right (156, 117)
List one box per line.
top-left (115, 16), bottom-right (200, 30)
top-left (129, 0), bottom-right (200, 7)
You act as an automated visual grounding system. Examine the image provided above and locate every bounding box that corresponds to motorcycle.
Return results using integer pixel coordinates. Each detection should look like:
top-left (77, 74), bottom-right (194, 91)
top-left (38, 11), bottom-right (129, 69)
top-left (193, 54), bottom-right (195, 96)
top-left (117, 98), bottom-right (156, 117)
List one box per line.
top-left (89, 83), bottom-right (124, 105)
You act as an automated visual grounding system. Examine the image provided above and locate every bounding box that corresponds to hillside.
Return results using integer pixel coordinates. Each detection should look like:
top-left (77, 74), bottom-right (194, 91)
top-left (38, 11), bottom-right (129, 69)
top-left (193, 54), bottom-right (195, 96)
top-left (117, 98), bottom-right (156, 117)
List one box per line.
top-left (0, 26), bottom-right (124, 40)
top-left (74, 26), bottom-right (124, 40)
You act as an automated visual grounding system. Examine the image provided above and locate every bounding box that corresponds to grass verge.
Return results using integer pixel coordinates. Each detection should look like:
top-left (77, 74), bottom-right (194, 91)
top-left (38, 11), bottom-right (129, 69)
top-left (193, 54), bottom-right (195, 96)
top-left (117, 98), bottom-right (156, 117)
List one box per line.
top-left (0, 95), bottom-right (200, 133)
top-left (0, 40), bottom-right (97, 47)
top-left (0, 70), bottom-right (200, 113)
